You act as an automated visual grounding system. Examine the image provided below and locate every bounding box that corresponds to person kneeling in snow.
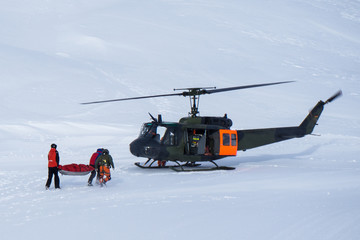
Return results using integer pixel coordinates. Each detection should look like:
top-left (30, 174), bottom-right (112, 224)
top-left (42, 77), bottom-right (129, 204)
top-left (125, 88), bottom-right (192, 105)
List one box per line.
top-left (94, 149), bottom-right (114, 186)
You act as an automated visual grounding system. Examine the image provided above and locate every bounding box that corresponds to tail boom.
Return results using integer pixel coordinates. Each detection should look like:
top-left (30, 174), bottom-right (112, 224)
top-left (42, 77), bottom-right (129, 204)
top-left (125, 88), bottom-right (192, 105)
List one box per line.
top-left (237, 91), bottom-right (341, 151)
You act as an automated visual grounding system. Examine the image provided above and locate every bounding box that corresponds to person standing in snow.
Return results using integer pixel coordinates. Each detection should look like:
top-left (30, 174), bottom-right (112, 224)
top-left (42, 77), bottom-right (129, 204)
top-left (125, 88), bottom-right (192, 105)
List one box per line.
top-left (94, 149), bottom-right (114, 186)
top-left (88, 148), bottom-right (103, 186)
top-left (45, 143), bottom-right (61, 190)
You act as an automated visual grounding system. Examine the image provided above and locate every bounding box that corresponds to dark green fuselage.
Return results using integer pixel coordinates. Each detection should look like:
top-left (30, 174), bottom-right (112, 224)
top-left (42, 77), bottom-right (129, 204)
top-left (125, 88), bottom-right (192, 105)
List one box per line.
top-left (129, 100), bottom-right (326, 163)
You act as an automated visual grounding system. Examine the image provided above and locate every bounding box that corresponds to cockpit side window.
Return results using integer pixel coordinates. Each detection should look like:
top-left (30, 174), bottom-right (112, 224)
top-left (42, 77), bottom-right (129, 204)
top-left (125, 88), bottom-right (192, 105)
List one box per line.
top-left (161, 128), bottom-right (178, 146)
top-left (139, 124), bottom-right (178, 145)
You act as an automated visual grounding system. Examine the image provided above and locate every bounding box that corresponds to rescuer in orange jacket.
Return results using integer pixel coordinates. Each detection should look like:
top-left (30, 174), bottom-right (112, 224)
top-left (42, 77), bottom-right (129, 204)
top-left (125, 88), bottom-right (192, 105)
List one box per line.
top-left (94, 149), bottom-right (114, 186)
top-left (45, 143), bottom-right (61, 189)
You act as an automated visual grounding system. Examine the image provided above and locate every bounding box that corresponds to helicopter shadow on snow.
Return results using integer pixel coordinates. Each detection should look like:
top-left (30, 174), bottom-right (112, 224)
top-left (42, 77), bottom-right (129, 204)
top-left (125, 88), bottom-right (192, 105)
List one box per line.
top-left (122, 144), bottom-right (324, 173)
top-left (229, 144), bottom-right (323, 167)
top-left (121, 145), bottom-right (323, 173)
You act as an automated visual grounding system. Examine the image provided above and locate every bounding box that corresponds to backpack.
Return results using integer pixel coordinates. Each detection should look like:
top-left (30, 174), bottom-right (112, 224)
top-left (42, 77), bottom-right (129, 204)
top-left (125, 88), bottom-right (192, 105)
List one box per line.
top-left (89, 149), bottom-right (104, 166)
top-left (99, 157), bottom-right (109, 167)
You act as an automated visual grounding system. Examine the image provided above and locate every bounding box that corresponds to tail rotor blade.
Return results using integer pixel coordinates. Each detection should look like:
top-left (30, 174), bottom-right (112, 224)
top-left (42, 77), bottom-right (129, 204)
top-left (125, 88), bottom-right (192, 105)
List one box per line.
top-left (325, 90), bottom-right (342, 104)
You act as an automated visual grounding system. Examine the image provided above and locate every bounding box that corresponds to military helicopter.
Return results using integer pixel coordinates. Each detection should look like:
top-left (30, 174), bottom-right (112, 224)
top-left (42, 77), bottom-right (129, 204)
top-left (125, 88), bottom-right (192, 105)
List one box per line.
top-left (82, 81), bottom-right (342, 172)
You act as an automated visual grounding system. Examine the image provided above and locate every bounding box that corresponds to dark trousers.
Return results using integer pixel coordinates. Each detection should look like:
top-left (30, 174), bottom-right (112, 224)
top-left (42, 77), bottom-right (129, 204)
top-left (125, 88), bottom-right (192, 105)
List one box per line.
top-left (88, 164), bottom-right (97, 184)
top-left (88, 170), bottom-right (97, 184)
top-left (46, 167), bottom-right (60, 188)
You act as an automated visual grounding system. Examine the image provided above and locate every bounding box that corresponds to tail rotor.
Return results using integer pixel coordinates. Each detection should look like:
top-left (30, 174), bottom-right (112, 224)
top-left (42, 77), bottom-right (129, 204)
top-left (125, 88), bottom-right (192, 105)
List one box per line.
top-left (325, 90), bottom-right (342, 104)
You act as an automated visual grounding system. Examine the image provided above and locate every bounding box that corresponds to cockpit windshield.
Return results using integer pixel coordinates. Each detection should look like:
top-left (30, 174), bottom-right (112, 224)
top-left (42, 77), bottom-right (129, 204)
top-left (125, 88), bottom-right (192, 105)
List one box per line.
top-left (139, 123), bottom-right (178, 146)
top-left (139, 123), bottom-right (156, 137)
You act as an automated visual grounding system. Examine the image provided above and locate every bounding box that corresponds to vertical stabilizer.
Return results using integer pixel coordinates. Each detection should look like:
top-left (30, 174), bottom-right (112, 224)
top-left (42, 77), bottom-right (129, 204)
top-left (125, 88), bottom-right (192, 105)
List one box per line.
top-left (299, 90), bottom-right (342, 134)
top-left (299, 101), bottom-right (325, 134)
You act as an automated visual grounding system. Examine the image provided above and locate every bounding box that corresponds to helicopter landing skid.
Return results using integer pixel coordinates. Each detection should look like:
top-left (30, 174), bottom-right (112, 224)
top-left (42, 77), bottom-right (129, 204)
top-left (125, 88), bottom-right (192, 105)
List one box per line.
top-left (135, 162), bottom-right (172, 169)
top-left (170, 161), bottom-right (235, 172)
top-left (134, 160), bottom-right (201, 169)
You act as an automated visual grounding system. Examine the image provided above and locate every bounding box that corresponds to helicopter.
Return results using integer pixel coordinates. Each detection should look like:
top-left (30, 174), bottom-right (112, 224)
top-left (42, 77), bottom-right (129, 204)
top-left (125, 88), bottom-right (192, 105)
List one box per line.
top-left (82, 81), bottom-right (342, 172)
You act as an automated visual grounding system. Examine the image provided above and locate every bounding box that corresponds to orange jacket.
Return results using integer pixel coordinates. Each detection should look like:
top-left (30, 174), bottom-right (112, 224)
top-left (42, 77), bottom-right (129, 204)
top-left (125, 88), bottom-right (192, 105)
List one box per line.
top-left (48, 148), bottom-right (58, 167)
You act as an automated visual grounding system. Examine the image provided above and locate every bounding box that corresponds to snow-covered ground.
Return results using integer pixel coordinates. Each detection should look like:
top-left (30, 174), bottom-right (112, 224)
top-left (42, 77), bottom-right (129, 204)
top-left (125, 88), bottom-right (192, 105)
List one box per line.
top-left (1, 0), bottom-right (359, 239)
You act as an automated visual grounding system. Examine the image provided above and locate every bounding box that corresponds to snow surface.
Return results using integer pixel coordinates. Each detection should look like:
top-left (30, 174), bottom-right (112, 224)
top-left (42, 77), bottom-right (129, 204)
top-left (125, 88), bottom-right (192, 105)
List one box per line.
top-left (1, 0), bottom-right (360, 239)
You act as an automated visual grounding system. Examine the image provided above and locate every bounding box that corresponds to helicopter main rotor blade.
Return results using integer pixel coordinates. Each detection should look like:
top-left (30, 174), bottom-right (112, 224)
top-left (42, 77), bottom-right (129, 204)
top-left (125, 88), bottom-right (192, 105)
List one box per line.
top-left (81, 81), bottom-right (294, 105)
top-left (204, 81), bottom-right (295, 94)
top-left (81, 92), bottom-right (183, 105)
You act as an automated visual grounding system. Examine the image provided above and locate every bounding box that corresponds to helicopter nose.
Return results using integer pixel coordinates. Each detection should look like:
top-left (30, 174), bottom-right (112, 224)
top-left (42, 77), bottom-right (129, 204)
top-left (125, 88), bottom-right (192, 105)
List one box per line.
top-left (129, 139), bottom-right (141, 157)
top-left (129, 138), bottom-right (160, 158)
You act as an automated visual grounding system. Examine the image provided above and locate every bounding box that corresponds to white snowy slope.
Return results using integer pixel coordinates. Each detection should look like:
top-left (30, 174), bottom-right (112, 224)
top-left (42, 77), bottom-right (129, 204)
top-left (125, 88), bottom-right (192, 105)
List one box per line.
top-left (0, 0), bottom-right (359, 239)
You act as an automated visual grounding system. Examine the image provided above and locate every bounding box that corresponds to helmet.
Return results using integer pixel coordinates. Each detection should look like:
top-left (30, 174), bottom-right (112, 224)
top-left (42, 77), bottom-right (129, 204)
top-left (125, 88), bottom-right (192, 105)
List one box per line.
top-left (97, 148), bottom-right (104, 152)
top-left (51, 143), bottom-right (57, 149)
top-left (103, 149), bottom-right (109, 155)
